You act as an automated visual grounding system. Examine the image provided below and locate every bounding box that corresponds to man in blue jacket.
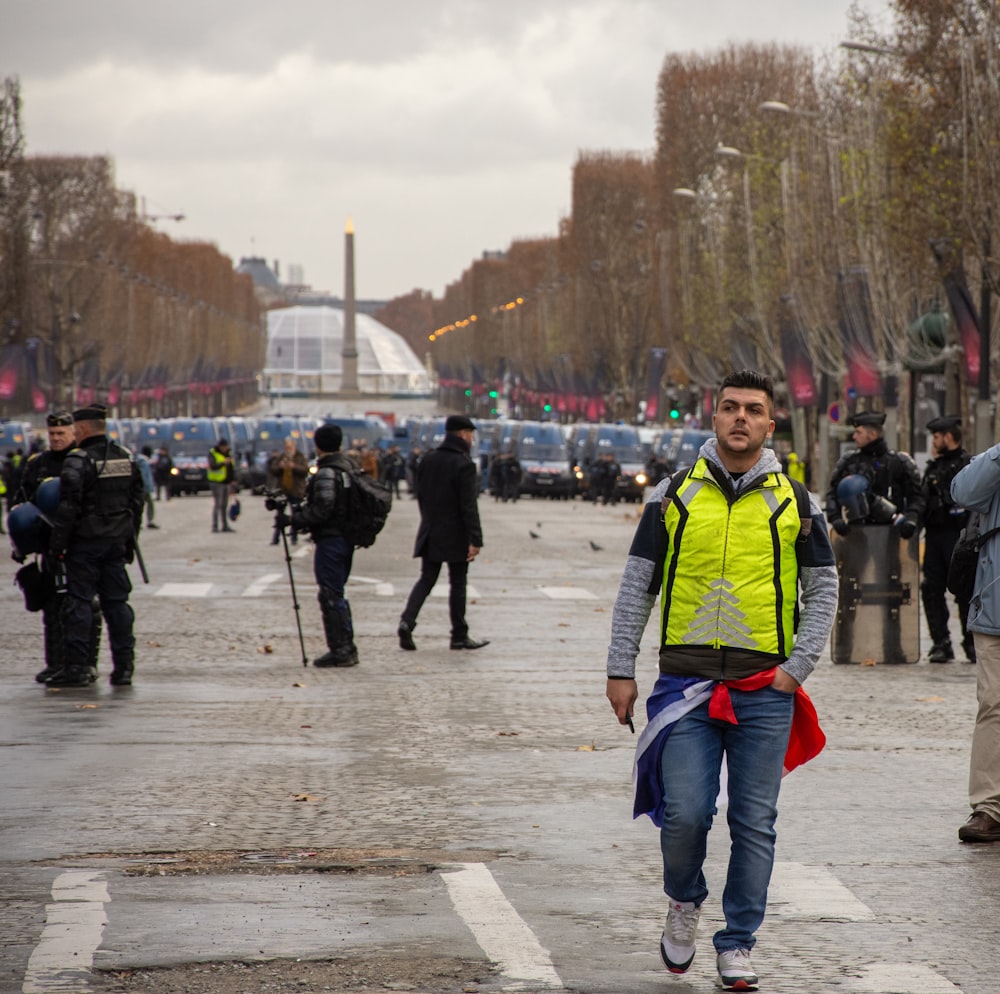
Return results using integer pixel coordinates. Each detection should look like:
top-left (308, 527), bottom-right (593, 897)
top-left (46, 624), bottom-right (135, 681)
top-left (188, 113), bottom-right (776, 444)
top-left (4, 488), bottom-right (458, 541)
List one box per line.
top-left (952, 445), bottom-right (1000, 842)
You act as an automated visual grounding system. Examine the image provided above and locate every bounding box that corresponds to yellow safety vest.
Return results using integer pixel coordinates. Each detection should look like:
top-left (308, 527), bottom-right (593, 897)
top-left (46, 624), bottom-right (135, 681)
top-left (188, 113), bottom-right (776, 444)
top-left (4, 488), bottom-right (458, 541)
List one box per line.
top-left (207, 448), bottom-right (228, 483)
top-left (661, 459), bottom-right (802, 658)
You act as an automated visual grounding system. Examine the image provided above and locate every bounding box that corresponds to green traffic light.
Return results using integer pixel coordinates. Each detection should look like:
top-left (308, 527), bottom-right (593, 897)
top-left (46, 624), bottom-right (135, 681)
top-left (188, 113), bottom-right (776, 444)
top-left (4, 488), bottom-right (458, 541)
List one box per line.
top-left (669, 408), bottom-right (680, 419)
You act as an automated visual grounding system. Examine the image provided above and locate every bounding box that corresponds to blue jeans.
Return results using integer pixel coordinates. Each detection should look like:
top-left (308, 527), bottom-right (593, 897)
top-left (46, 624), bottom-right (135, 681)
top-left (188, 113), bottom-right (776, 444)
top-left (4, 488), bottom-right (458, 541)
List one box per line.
top-left (658, 684), bottom-right (794, 952)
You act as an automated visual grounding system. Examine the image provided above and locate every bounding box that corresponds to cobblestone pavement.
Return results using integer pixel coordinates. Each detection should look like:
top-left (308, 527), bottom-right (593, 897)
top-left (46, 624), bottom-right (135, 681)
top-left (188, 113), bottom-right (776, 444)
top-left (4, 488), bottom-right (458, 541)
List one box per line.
top-left (1, 484), bottom-right (997, 994)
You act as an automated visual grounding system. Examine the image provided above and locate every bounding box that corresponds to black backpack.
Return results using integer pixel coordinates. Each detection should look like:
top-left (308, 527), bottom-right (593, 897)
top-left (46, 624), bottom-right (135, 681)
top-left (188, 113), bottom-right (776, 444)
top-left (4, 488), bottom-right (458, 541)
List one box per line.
top-left (946, 512), bottom-right (1000, 603)
top-left (339, 465), bottom-right (393, 548)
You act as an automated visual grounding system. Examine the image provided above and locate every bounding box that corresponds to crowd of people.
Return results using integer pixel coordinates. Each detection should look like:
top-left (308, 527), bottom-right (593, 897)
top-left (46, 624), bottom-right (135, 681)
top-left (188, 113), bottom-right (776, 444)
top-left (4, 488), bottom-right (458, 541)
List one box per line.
top-left (6, 376), bottom-right (1000, 990)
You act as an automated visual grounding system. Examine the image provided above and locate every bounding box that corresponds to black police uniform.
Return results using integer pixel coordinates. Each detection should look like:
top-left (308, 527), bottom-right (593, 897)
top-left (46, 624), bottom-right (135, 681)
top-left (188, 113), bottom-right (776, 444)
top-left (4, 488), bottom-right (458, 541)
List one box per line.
top-left (920, 417), bottom-right (974, 662)
top-left (17, 444), bottom-right (102, 683)
top-left (825, 412), bottom-right (925, 664)
top-left (48, 430), bottom-right (144, 686)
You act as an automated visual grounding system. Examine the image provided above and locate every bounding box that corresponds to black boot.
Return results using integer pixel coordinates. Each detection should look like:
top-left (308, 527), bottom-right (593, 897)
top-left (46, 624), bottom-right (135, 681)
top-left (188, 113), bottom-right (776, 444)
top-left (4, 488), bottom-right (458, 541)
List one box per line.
top-left (314, 588), bottom-right (359, 667)
top-left (37, 596), bottom-right (66, 684)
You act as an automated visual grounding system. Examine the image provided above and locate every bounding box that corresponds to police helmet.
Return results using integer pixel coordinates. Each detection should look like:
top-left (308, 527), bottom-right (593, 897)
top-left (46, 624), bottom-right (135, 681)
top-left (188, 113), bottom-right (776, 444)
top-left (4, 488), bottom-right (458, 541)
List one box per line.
top-left (837, 474), bottom-right (870, 523)
top-left (34, 477), bottom-right (61, 523)
top-left (7, 502), bottom-right (51, 558)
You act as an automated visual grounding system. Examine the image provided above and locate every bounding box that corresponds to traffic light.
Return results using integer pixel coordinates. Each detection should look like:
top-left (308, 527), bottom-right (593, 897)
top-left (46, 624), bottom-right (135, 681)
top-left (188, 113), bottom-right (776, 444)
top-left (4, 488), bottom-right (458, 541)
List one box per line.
top-left (543, 397), bottom-right (552, 412)
top-left (489, 390), bottom-right (498, 399)
top-left (464, 389), bottom-right (472, 397)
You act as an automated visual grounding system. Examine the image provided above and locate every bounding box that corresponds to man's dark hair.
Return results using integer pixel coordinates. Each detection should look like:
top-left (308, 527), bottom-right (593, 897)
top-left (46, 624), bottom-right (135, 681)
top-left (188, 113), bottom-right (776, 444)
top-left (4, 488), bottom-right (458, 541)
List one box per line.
top-left (717, 369), bottom-right (774, 411)
top-left (948, 425), bottom-right (964, 445)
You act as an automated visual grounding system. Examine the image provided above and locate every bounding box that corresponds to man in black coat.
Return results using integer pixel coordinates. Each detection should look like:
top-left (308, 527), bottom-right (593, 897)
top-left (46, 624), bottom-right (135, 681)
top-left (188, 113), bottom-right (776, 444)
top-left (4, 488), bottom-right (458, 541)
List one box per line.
top-left (398, 414), bottom-right (488, 651)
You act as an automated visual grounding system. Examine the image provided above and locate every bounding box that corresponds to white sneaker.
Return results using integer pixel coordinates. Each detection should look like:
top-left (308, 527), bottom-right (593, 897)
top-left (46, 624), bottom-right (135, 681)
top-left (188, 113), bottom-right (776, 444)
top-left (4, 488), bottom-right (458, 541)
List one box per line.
top-left (716, 947), bottom-right (759, 991)
top-left (659, 897), bottom-right (700, 974)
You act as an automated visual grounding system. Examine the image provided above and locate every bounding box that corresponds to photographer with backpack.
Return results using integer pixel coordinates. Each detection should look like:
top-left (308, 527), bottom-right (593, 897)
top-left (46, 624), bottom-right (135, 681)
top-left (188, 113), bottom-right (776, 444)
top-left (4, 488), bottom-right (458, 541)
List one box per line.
top-left (285, 423), bottom-right (362, 668)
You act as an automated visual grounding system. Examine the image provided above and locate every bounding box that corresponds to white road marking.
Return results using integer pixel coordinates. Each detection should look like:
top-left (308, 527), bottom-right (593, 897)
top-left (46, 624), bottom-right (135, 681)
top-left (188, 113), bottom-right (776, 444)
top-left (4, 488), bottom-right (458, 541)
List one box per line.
top-left (844, 963), bottom-right (963, 993)
top-left (769, 862), bottom-right (876, 921)
top-left (242, 573), bottom-right (283, 597)
top-left (349, 575), bottom-right (395, 596)
top-left (432, 584), bottom-right (480, 598)
top-left (155, 582), bottom-right (213, 597)
top-left (440, 862), bottom-right (561, 990)
top-left (538, 585), bottom-right (597, 600)
top-left (22, 870), bottom-right (109, 994)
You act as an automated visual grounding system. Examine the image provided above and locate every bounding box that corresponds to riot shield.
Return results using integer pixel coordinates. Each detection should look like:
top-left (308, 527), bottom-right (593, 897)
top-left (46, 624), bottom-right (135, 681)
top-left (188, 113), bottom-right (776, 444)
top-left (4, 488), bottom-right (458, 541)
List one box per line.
top-left (830, 524), bottom-right (920, 664)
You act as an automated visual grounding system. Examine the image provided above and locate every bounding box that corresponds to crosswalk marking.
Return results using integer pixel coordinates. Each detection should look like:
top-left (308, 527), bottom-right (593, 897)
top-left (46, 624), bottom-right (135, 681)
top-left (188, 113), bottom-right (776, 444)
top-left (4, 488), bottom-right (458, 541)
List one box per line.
top-left (155, 582), bottom-right (213, 597)
top-left (441, 863), bottom-right (562, 989)
top-left (147, 578), bottom-right (608, 601)
top-left (770, 861), bottom-right (876, 921)
top-left (844, 963), bottom-right (962, 993)
top-left (22, 870), bottom-right (108, 994)
top-left (537, 585), bottom-right (597, 600)
top-left (242, 573), bottom-right (283, 597)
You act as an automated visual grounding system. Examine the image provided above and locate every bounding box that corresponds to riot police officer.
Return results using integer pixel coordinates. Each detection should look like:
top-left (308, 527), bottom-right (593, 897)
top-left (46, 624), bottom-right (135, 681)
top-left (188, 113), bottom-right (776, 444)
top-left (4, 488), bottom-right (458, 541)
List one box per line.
top-left (825, 411), bottom-right (925, 535)
top-left (825, 410), bottom-right (925, 665)
top-left (13, 411), bottom-right (101, 683)
top-left (920, 415), bottom-right (974, 663)
top-left (47, 404), bottom-right (145, 687)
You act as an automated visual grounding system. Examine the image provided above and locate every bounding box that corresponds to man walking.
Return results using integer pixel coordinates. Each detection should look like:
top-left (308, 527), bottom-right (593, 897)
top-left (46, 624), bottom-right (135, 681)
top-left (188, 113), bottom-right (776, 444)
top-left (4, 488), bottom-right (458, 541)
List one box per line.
top-left (288, 424), bottom-right (360, 668)
top-left (920, 415), bottom-right (973, 663)
top-left (605, 370), bottom-right (837, 990)
top-left (47, 404), bottom-right (145, 687)
top-left (951, 443), bottom-right (1000, 842)
top-left (207, 437), bottom-right (236, 533)
top-left (398, 414), bottom-right (488, 652)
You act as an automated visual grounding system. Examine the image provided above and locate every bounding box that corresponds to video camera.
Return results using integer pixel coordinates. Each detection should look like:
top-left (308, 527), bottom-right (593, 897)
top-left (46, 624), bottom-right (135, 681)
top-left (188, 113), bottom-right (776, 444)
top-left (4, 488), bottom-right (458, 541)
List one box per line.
top-left (252, 485), bottom-right (289, 513)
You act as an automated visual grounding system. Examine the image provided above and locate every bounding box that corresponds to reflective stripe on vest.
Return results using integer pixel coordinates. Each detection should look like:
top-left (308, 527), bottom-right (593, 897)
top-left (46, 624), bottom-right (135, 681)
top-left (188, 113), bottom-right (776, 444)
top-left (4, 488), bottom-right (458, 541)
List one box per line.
top-left (661, 459), bottom-right (801, 657)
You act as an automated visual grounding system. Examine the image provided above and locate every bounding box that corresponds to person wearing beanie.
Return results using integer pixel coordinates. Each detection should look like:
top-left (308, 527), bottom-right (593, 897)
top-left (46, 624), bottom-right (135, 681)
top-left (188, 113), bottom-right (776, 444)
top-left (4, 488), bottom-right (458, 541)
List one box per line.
top-left (397, 414), bottom-right (489, 651)
top-left (287, 422), bottom-right (361, 667)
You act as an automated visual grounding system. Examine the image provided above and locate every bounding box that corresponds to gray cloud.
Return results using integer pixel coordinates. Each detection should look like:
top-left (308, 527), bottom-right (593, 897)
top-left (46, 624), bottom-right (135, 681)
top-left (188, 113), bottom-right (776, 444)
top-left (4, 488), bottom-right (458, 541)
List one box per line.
top-left (3, 0), bottom-right (891, 298)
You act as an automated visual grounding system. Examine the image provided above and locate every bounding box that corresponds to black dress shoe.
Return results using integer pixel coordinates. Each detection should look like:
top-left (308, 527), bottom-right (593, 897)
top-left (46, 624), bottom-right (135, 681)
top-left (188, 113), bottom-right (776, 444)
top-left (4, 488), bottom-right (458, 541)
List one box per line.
top-left (398, 621), bottom-right (416, 651)
top-left (110, 668), bottom-right (134, 686)
top-left (450, 636), bottom-right (490, 650)
top-left (313, 649), bottom-right (359, 668)
top-left (959, 810), bottom-right (1000, 842)
top-left (46, 666), bottom-right (98, 688)
top-left (35, 666), bottom-right (58, 684)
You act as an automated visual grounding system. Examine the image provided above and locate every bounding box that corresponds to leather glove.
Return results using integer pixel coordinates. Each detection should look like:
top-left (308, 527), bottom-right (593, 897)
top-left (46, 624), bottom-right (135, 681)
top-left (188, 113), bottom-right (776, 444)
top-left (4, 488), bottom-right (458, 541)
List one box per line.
top-left (275, 510), bottom-right (292, 530)
top-left (125, 539), bottom-right (136, 564)
top-left (897, 517), bottom-right (917, 540)
top-left (831, 518), bottom-right (850, 536)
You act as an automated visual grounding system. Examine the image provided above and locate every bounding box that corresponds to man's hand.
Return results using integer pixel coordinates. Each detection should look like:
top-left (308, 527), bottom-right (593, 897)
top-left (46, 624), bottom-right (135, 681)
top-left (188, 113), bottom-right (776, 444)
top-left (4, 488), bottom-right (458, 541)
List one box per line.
top-left (606, 678), bottom-right (638, 727)
top-left (897, 516), bottom-right (917, 540)
top-left (831, 518), bottom-right (849, 536)
top-left (771, 668), bottom-right (800, 694)
top-left (466, 545), bottom-right (481, 562)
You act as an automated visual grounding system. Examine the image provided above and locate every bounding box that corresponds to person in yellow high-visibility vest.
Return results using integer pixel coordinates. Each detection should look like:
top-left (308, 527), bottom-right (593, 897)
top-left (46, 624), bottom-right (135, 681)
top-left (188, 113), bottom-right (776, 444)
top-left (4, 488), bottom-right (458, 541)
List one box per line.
top-left (207, 438), bottom-right (236, 533)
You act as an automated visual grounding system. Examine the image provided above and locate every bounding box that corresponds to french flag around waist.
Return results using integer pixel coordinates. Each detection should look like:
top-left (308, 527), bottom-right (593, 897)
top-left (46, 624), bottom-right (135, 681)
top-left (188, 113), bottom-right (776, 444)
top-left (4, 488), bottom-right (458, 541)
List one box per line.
top-left (632, 669), bottom-right (826, 827)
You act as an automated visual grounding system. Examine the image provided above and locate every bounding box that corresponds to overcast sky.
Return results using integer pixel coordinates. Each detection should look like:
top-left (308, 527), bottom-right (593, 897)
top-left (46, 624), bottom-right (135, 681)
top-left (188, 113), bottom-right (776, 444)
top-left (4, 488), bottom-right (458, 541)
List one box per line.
top-left (4, 0), bottom-right (892, 302)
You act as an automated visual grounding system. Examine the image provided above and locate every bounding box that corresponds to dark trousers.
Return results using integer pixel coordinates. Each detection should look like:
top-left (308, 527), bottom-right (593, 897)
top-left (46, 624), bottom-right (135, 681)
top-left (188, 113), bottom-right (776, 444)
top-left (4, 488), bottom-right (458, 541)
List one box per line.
top-left (314, 535), bottom-right (354, 633)
top-left (63, 541), bottom-right (135, 671)
top-left (922, 527), bottom-right (970, 645)
top-left (401, 558), bottom-right (469, 640)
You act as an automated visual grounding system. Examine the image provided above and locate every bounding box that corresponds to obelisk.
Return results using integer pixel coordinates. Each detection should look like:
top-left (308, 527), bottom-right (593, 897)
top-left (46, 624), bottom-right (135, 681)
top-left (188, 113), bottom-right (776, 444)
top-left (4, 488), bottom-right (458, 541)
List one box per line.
top-left (341, 217), bottom-right (359, 394)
